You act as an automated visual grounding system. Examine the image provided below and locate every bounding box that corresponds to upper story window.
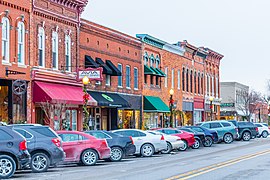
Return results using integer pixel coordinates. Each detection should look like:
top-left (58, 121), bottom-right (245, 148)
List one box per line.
top-left (52, 31), bottom-right (58, 69)
top-left (144, 52), bottom-right (148, 65)
top-left (171, 69), bottom-right (174, 88)
top-left (216, 77), bottom-right (219, 97)
top-left (177, 70), bottom-right (180, 90)
top-left (150, 55), bottom-right (155, 67)
top-left (164, 67), bottom-right (168, 88)
top-left (186, 70), bottom-right (189, 92)
top-left (126, 65), bottom-right (131, 88)
top-left (118, 63), bottom-right (123, 87)
top-left (2, 17), bottom-right (10, 63)
top-left (106, 75), bottom-right (111, 86)
top-left (38, 27), bottom-right (45, 67)
top-left (182, 68), bottom-right (185, 91)
top-left (194, 72), bottom-right (197, 94)
top-left (190, 71), bottom-right (193, 93)
top-left (198, 73), bottom-right (200, 94)
top-left (65, 35), bottom-right (71, 72)
top-left (134, 67), bottom-right (138, 89)
top-left (17, 22), bottom-right (25, 65)
top-left (156, 55), bottom-right (160, 68)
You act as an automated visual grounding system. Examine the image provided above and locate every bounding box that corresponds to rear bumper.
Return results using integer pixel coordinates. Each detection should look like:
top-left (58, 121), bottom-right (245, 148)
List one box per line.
top-left (124, 144), bottom-right (136, 156)
top-left (154, 141), bottom-right (167, 152)
top-left (98, 148), bottom-right (111, 159)
top-left (18, 150), bottom-right (31, 169)
top-left (171, 140), bottom-right (184, 150)
top-left (50, 148), bottom-right (65, 165)
top-left (187, 137), bottom-right (195, 147)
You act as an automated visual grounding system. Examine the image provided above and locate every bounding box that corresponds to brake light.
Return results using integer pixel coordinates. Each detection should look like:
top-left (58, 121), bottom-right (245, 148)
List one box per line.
top-left (129, 136), bottom-right (134, 144)
top-left (161, 135), bottom-right (165, 140)
top-left (176, 138), bottom-right (181, 141)
top-left (256, 127), bottom-right (259, 132)
top-left (19, 140), bottom-right (27, 151)
top-left (101, 140), bottom-right (108, 147)
top-left (52, 138), bottom-right (61, 148)
top-left (235, 128), bottom-right (238, 132)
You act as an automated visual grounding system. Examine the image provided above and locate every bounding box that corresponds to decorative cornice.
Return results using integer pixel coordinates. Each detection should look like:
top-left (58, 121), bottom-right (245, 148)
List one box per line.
top-left (0, 0), bottom-right (30, 13)
top-left (177, 41), bottom-right (208, 60)
top-left (48, 0), bottom-right (88, 14)
top-left (163, 43), bottom-right (185, 56)
top-left (136, 34), bottom-right (166, 49)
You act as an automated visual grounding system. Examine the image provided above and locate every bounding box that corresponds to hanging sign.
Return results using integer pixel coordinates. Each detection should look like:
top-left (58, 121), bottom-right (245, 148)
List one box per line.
top-left (77, 67), bottom-right (103, 81)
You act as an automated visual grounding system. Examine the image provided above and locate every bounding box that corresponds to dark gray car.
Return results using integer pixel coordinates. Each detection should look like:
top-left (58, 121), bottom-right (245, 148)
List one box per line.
top-left (10, 124), bottom-right (65, 173)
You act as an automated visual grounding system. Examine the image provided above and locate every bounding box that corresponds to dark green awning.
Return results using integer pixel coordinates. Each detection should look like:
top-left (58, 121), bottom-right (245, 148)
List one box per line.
top-left (144, 65), bottom-right (155, 75)
top-left (144, 96), bottom-right (170, 112)
top-left (155, 68), bottom-right (166, 77)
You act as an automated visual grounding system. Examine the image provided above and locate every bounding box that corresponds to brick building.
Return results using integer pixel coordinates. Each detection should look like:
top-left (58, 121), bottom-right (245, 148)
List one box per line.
top-left (0, 0), bottom-right (30, 124)
top-left (79, 20), bottom-right (142, 130)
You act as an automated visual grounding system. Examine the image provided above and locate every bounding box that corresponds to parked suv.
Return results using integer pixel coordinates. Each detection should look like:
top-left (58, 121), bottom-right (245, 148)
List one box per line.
top-left (198, 120), bottom-right (238, 143)
top-left (0, 126), bottom-right (30, 179)
top-left (10, 124), bottom-right (65, 173)
top-left (254, 123), bottom-right (270, 138)
top-left (229, 121), bottom-right (258, 141)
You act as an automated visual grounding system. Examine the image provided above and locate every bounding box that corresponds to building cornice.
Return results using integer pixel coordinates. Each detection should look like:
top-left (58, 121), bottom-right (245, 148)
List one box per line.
top-left (1, 0), bottom-right (30, 13)
top-left (136, 34), bottom-right (166, 49)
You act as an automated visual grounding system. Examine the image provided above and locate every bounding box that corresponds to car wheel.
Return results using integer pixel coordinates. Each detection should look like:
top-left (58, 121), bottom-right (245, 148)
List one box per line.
top-left (262, 131), bottom-right (269, 138)
top-left (178, 140), bottom-right (188, 151)
top-left (242, 131), bottom-right (251, 141)
top-left (204, 136), bottom-right (213, 147)
top-left (161, 142), bottom-right (172, 154)
top-left (81, 149), bottom-right (98, 166)
top-left (30, 153), bottom-right (50, 173)
top-left (223, 133), bottom-right (233, 144)
top-left (140, 143), bottom-right (154, 157)
top-left (0, 155), bottom-right (16, 179)
top-left (110, 147), bottom-right (123, 162)
top-left (192, 139), bottom-right (200, 149)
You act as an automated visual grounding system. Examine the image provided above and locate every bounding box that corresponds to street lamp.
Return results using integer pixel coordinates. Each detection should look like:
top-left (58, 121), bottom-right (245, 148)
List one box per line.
top-left (169, 89), bottom-right (174, 127)
top-left (209, 96), bottom-right (214, 121)
top-left (82, 76), bottom-right (90, 129)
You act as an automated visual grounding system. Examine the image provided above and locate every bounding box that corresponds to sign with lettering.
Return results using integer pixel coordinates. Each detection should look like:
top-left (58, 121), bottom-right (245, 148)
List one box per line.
top-left (77, 68), bottom-right (103, 81)
top-left (220, 103), bottom-right (235, 107)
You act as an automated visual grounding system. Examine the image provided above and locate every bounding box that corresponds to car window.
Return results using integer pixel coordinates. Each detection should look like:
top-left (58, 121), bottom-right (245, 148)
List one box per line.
top-left (116, 130), bottom-right (140, 137)
top-left (0, 129), bottom-right (13, 140)
top-left (210, 123), bottom-right (222, 129)
top-left (138, 131), bottom-right (146, 137)
top-left (221, 122), bottom-right (232, 127)
top-left (59, 134), bottom-right (79, 142)
top-left (201, 123), bottom-right (210, 128)
top-left (89, 132), bottom-right (110, 139)
top-left (192, 127), bottom-right (204, 132)
top-left (163, 129), bottom-right (176, 135)
top-left (31, 127), bottom-right (57, 137)
top-left (14, 129), bottom-right (33, 139)
top-left (255, 124), bottom-right (262, 127)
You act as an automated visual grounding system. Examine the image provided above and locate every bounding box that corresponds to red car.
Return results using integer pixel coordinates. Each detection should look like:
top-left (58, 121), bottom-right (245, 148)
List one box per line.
top-left (151, 128), bottom-right (195, 151)
top-left (57, 131), bottom-right (111, 166)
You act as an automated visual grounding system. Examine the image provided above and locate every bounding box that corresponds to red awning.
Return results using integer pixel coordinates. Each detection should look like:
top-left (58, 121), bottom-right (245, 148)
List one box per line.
top-left (33, 81), bottom-right (97, 106)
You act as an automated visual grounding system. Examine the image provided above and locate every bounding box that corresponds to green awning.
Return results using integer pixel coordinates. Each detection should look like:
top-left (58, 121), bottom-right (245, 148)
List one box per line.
top-left (155, 68), bottom-right (166, 77)
top-left (150, 67), bottom-right (160, 75)
top-left (144, 96), bottom-right (170, 112)
top-left (144, 65), bottom-right (155, 75)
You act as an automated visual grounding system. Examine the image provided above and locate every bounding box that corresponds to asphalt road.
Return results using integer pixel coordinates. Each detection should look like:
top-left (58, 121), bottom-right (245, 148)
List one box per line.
top-left (11, 137), bottom-right (270, 180)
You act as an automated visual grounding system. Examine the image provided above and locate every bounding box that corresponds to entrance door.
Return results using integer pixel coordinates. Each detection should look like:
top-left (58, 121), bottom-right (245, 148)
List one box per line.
top-left (0, 85), bottom-right (8, 124)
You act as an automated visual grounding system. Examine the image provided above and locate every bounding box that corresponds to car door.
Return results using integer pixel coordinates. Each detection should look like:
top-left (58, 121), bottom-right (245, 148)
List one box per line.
top-left (0, 129), bottom-right (16, 152)
top-left (13, 128), bottom-right (35, 151)
top-left (209, 122), bottom-right (224, 137)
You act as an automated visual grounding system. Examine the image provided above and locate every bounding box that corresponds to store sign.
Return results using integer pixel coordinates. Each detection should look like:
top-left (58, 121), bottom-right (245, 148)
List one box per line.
top-left (102, 94), bottom-right (114, 102)
top-left (220, 103), bottom-right (235, 107)
top-left (77, 68), bottom-right (103, 81)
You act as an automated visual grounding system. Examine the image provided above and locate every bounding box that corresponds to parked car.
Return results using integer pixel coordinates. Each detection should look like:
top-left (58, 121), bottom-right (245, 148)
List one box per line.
top-left (178, 127), bottom-right (206, 149)
top-left (254, 123), bottom-right (270, 138)
top-left (0, 126), bottom-right (31, 179)
top-left (57, 131), bottom-right (111, 165)
top-left (235, 121), bottom-right (258, 141)
top-left (183, 126), bottom-right (219, 146)
top-left (112, 129), bottom-right (167, 157)
top-left (84, 130), bottom-right (135, 161)
top-left (151, 128), bottom-right (195, 151)
top-left (198, 120), bottom-right (238, 143)
top-left (10, 124), bottom-right (65, 173)
top-left (147, 130), bottom-right (185, 154)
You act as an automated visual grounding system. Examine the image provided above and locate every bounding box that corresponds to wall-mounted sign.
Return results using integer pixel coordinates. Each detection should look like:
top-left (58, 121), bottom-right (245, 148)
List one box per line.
top-left (220, 103), bottom-right (235, 107)
top-left (77, 68), bottom-right (103, 81)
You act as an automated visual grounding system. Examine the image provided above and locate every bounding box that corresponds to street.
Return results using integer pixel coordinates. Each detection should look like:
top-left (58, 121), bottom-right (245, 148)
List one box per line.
top-left (11, 137), bottom-right (270, 180)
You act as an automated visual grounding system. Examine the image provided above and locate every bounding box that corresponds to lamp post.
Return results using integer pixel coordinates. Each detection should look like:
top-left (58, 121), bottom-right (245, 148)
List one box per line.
top-left (169, 89), bottom-right (174, 127)
top-left (82, 76), bottom-right (90, 129)
top-left (209, 96), bottom-right (214, 121)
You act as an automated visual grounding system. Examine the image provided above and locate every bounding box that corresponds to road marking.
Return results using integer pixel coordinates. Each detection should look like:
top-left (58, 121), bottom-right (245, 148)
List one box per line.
top-left (165, 149), bottom-right (270, 180)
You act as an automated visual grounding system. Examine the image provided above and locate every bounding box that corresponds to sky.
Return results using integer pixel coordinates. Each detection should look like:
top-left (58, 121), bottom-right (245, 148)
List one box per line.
top-left (82, 0), bottom-right (270, 94)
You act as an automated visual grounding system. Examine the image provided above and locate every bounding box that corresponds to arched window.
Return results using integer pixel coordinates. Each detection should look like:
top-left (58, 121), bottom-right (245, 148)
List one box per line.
top-left (186, 69), bottom-right (189, 92)
top-left (144, 52), bottom-right (148, 65)
top-left (150, 54), bottom-right (155, 67)
top-left (194, 72), bottom-right (197, 94)
top-left (201, 75), bottom-right (204, 95)
top-left (156, 55), bottom-right (160, 69)
top-left (198, 73), bottom-right (200, 94)
top-left (182, 68), bottom-right (185, 91)
top-left (17, 22), bottom-right (25, 65)
top-left (2, 17), bottom-right (10, 63)
top-left (38, 27), bottom-right (45, 67)
top-left (52, 31), bottom-right (58, 69)
top-left (65, 35), bottom-right (71, 71)
top-left (190, 70), bottom-right (193, 93)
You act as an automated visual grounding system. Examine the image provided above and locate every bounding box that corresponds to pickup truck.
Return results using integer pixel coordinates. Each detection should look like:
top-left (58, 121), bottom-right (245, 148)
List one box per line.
top-left (228, 120), bottom-right (258, 141)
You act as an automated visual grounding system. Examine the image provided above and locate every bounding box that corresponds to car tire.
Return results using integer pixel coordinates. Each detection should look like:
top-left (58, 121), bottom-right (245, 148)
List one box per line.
top-left (0, 155), bottom-right (16, 179)
top-left (192, 138), bottom-right (201, 149)
top-left (223, 133), bottom-right (233, 144)
top-left (203, 136), bottom-right (213, 147)
top-left (30, 153), bottom-right (50, 173)
top-left (242, 131), bottom-right (251, 141)
top-left (178, 140), bottom-right (188, 151)
top-left (81, 149), bottom-right (98, 166)
top-left (161, 142), bottom-right (172, 154)
top-left (140, 143), bottom-right (154, 157)
top-left (262, 131), bottom-right (269, 138)
top-left (110, 147), bottom-right (123, 162)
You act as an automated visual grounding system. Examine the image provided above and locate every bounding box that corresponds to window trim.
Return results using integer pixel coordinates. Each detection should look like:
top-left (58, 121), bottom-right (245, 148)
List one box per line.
top-left (126, 65), bottom-right (131, 88)
top-left (65, 35), bottom-right (71, 72)
top-left (106, 74), bottom-right (111, 86)
top-left (164, 67), bottom-right (168, 88)
top-left (17, 22), bottom-right (25, 65)
top-left (2, 17), bottom-right (10, 63)
top-left (171, 68), bottom-right (174, 88)
top-left (52, 31), bottom-right (59, 70)
top-left (118, 63), bottom-right (123, 87)
top-left (134, 67), bottom-right (138, 90)
top-left (177, 70), bottom-right (180, 90)
top-left (38, 27), bottom-right (45, 68)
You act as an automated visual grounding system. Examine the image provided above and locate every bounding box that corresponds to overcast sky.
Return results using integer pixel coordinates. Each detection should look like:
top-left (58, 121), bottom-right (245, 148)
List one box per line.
top-left (82, 0), bottom-right (270, 94)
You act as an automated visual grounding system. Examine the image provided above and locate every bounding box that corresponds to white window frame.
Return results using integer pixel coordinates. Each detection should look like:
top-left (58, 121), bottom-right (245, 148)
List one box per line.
top-left (216, 76), bottom-right (219, 97)
top-left (118, 63), bottom-right (123, 87)
top-left (38, 27), bottom-right (45, 67)
top-left (165, 67), bottom-right (168, 88)
top-left (134, 67), bottom-right (138, 90)
top-left (2, 17), bottom-right (10, 63)
top-left (106, 74), bottom-right (111, 86)
top-left (212, 76), bottom-right (214, 96)
top-left (171, 69), bottom-right (174, 88)
top-left (52, 31), bottom-right (58, 70)
top-left (17, 22), bottom-right (25, 65)
top-left (177, 70), bottom-right (180, 90)
top-left (126, 65), bottom-right (131, 88)
top-left (65, 35), bottom-right (71, 72)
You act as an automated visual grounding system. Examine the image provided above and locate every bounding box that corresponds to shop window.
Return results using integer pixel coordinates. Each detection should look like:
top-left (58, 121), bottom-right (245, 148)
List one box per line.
top-left (17, 22), bottom-right (25, 65)
top-left (38, 27), bottom-right (45, 67)
top-left (2, 17), bottom-right (10, 63)
top-left (134, 67), bottom-right (138, 89)
top-left (126, 65), bottom-right (130, 88)
top-left (12, 92), bottom-right (27, 123)
top-left (106, 75), bottom-right (111, 86)
top-left (118, 110), bottom-right (137, 129)
top-left (118, 63), bottom-right (122, 87)
top-left (143, 113), bottom-right (158, 129)
top-left (52, 31), bottom-right (58, 69)
top-left (64, 110), bottom-right (77, 130)
top-left (0, 86), bottom-right (8, 124)
top-left (65, 35), bottom-right (71, 72)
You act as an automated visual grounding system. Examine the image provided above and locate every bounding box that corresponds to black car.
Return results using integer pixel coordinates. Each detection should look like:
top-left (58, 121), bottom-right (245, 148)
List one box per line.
top-left (230, 121), bottom-right (258, 141)
top-left (85, 130), bottom-right (136, 161)
top-left (10, 124), bottom-right (65, 173)
top-left (0, 126), bottom-right (31, 179)
top-left (187, 126), bottom-right (219, 146)
top-left (178, 127), bottom-right (205, 149)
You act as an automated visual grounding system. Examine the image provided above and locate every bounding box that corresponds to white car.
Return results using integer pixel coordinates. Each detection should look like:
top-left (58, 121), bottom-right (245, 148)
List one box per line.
top-left (112, 129), bottom-right (167, 157)
top-left (254, 123), bottom-right (270, 138)
top-left (147, 130), bottom-right (185, 154)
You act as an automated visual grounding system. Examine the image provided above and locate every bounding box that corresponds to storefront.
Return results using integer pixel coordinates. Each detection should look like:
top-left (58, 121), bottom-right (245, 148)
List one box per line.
top-left (182, 101), bottom-right (194, 125)
top-left (143, 96), bottom-right (170, 129)
top-left (193, 98), bottom-right (204, 124)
